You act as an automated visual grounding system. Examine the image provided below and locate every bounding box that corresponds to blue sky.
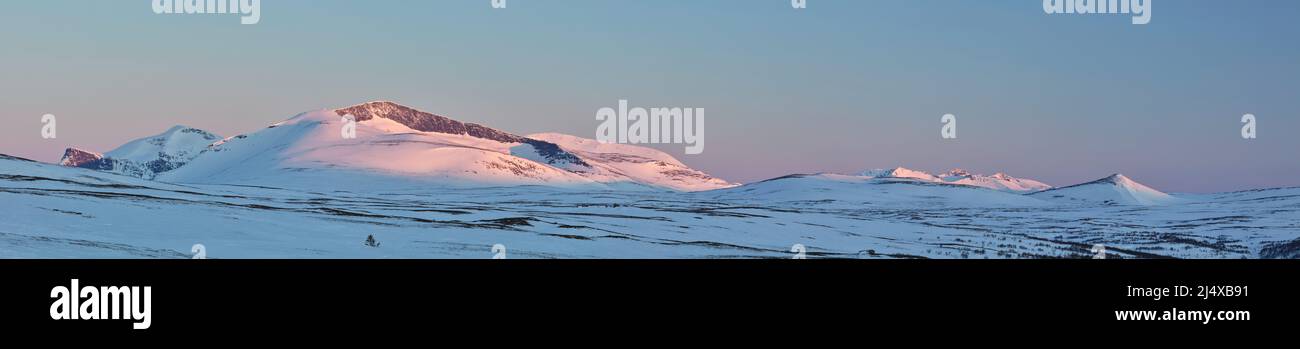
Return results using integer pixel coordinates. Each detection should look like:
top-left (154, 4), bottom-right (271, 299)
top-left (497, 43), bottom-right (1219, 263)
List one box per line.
top-left (2, 0), bottom-right (1297, 192)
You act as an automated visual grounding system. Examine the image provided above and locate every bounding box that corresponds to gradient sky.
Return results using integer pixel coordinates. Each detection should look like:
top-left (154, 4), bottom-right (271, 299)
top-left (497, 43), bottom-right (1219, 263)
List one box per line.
top-left (2, 0), bottom-right (1297, 192)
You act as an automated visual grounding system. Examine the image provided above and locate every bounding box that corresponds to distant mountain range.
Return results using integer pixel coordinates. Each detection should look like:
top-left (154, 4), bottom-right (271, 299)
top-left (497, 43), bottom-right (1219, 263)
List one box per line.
top-left (59, 101), bottom-right (733, 192)
top-left (1030, 174), bottom-right (1181, 206)
top-left (56, 101), bottom-right (1180, 205)
top-left (60, 125), bottom-right (221, 180)
top-left (6, 101), bottom-right (1297, 259)
top-left (859, 167), bottom-right (1053, 193)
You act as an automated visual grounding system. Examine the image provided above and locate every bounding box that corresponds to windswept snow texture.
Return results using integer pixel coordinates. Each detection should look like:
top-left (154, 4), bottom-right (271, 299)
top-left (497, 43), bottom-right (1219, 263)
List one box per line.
top-left (2, 155), bottom-right (1297, 259)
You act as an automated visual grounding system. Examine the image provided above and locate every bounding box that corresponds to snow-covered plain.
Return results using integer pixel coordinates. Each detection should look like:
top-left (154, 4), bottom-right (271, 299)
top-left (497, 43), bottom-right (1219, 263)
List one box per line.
top-left (2, 154), bottom-right (1297, 259)
top-left (7, 102), bottom-right (1298, 259)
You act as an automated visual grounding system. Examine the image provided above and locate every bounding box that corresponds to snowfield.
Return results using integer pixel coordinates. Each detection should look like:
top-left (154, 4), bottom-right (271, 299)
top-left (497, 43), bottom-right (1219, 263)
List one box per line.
top-left (4, 101), bottom-right (1297, 259)
top-left (2, 154), bottom-right (1297, 259)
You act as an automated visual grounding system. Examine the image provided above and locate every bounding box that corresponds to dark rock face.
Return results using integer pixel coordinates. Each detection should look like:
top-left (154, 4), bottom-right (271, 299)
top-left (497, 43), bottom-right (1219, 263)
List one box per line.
top-left (57, 126), bottom-right (218, 179)
top-left (335, 101), bottom-right (528, 143)
top-left (335, 101), bottom-right (589, 169)
top-left (142, 152), bottom-right (189, 174)
top-left (59, 148), bottom-right (112, 170)
top-left (521, 139), bottom-right (587, 167)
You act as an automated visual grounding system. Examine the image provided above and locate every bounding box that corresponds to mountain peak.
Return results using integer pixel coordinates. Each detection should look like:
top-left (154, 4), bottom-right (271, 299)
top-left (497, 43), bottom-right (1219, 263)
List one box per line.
top-left (1033, 173), bottom-right (1177, 205)
top-left (943, 168), bottom-right (972, 178)
top-left (1094, 174), bottom-right (1138, 186)
top-left (330, 101), bottom-right (592, 170)
top-left (334, 101), bottom-right (416, 117)
top-left (861, 167), bottom-right (937, 180)
top-left (334, 101), bottom-right (528, 144)
top-left (859, 167), bottom-right (1051, 193)
top-left (345, 100), bottom-right (404, 107)
top-left (162, 124), bottom-right (210, 134)
top-left (335, 100), bottom-right (426, 119)
top-left (56, 125), bottom-right (221, 179)
top-left (60, 147), bottom-right (104, 167)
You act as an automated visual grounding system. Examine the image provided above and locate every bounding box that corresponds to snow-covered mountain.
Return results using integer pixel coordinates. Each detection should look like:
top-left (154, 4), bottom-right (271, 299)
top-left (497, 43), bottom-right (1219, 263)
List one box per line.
top-left (528, 133), bottom-right (734, 191)
top-left (860, 167), bottom-right (942, 182)
top-left (10, 151), bottom-right (1295, 259)
top-left (153, 101), bottom-right (731, 191)
top-left (858, 167), bottom-right (1051, 193)
top-left (59, 125), bottom-right (222, 179)
top-left (938, 169), bottom-right (1052, 193)
top-left (59, 148), bottom-right (104, 167)
top-left (1030, 174), bottom-right (1179, 206)
top-left (708, 173), bottom-right (1048, 207)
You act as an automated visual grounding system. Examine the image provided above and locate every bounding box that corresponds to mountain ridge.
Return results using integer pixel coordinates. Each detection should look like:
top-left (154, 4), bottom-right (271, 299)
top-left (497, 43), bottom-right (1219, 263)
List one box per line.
top-left (335, 101), bottom-right (591, 170)
top-left (49, 102), bottom-right (731, 191)
top-left (58, 125), bottom-right (222, 179)
top-left (1030, 173), bottom-right (1179, 206)
top-left (859, 167), bottom-right (1051, 193)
